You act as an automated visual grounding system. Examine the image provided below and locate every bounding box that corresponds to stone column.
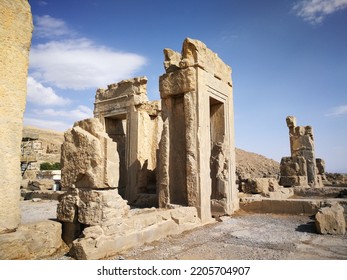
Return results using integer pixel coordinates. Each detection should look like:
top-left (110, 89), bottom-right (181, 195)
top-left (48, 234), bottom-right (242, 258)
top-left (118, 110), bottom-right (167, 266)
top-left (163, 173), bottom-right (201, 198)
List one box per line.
top-left (0, 0), bottom-right (33, 233)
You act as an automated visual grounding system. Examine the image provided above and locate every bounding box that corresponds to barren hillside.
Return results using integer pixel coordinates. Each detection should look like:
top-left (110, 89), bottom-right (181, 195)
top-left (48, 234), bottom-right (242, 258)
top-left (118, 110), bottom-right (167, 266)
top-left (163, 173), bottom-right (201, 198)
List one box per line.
top-left (235, 148), bottom-right (280, 181)
top-left (23, 126), bottom-right (280, 179)
top-left (22, 126), bottom-right (64, 164)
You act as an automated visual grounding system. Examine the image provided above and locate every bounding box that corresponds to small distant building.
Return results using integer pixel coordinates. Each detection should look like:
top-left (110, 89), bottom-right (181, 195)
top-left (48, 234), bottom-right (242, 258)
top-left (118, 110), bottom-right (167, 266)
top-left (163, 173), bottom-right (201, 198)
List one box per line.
top-left (21, 132), bottom-right (41, 177)
top-left (37, 170), bottom-right (62, 191)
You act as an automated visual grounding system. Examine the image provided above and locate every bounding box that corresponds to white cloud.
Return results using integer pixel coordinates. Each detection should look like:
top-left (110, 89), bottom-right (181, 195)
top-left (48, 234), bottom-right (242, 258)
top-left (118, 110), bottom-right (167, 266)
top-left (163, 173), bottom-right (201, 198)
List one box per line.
top-left (34, 105), bottom-right (93, 120)
top-left (293, 0), bottom-right (347, 24)
top-left (325, 105), bottom-right (347, 116)
top-left (37, 1), bottom-right (48, 7)
top-left (29, 38), bottom-right (147, 90)
top-left (27, 76), bottom-right (71, 106)
top-left (34, 15), bottom-right (73, 38)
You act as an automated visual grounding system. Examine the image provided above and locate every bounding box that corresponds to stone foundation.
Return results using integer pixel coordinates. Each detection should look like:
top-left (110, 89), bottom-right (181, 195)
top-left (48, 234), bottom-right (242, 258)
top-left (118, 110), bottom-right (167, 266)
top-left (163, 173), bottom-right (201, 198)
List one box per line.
top-left (70, 206), bottom-right (201, 260)
top-left (0, 220), bottom-right (63, 259)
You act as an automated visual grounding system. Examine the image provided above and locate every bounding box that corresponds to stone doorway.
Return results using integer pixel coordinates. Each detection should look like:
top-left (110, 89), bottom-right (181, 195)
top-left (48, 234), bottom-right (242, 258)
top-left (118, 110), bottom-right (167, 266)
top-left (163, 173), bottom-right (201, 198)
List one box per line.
top-left (209, 97), bottom-right (227, 216)
top-left (105, 115), bottom-right (127, 198)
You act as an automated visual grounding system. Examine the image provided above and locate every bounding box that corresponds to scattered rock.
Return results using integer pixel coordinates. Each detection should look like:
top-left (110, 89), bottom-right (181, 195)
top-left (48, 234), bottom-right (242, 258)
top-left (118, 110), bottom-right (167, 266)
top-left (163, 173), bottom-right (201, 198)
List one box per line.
top-left (315, 203), bottom-right (346, 235)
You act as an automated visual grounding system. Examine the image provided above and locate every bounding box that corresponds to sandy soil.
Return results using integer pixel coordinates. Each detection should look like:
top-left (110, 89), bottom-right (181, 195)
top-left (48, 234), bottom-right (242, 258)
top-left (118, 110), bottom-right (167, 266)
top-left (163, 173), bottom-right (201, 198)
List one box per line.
top-left (20, 200), bottom-right (347, 260)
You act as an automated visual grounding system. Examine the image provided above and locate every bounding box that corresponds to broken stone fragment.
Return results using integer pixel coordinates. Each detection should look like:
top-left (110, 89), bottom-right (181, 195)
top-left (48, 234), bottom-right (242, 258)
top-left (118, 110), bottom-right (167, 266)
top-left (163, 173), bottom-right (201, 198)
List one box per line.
top-left (242, 178), bottom-right (279, 195)
top-left (61, 118), bottom-right (119, 190)
top-left (57, 188), bottom-right (129, 226)
top-left (315, 203), bottom-right (346, 235)
top-left (163, 48), bottom-right (181, 72)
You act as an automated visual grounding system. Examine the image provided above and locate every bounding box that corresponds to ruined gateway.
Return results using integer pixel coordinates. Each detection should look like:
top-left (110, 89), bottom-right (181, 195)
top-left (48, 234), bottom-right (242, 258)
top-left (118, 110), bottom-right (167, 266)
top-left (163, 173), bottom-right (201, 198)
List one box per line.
top-left (0, 1), bottom-right (345, 261)
top-left (56, 38), bottom-right (239, 259)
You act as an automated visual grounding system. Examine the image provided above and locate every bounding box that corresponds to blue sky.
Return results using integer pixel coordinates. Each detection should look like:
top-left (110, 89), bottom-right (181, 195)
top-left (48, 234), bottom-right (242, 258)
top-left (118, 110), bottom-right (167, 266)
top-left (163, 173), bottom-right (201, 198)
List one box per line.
top-left (25, 0), bottom-right (347, 172)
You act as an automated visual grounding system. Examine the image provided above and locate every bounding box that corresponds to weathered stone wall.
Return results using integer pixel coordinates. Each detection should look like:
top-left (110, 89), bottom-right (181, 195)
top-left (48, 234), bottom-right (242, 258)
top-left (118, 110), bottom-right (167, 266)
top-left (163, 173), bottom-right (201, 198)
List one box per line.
top-left (159, 38), bottom-right (238, 222)
top-left (70, 206), bottom-right (201, 260)
top-left (0, 0), bottom-right (33, 233)
top-left (61, 118), bottom-right (119, 190)
top-left (94, 77), bottom-right (162, 205)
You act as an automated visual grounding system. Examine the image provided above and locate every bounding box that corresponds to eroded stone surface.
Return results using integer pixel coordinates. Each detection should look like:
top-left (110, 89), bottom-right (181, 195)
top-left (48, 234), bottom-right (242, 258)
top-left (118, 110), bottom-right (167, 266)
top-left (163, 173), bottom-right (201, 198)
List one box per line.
top-left (0, 0), bottom-right (33, 233)
top-left (70, 207), bottom-right (201, 260)
top-left (61, 118), bottom-right (119, 190)
top-left (242, 178), bottom-right (293, 199)
top-left (280, 116), bottom-right (324, 188)
top-left (159, 37), bottom-right (238, 222)
top-left (94, 77), bottom-right (162, 205)
top-left (315, 203), bottom-right (346, 235)
top-left (0, 220), bottom-right (63, 259)
top-left (57, 188), bottom-right (129, 226)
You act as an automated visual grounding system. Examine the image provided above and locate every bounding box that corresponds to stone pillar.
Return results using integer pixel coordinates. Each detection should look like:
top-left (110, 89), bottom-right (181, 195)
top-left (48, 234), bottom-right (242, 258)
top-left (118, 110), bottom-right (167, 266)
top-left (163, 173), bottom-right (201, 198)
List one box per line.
top-left (0, 0), bottom-right (33, 233)
top-left (286, 116), bottom-right (318, 187)
top-left (57, 118), bottom-right (129, 244)
top-left (158, 38), bottom-right (238, 223)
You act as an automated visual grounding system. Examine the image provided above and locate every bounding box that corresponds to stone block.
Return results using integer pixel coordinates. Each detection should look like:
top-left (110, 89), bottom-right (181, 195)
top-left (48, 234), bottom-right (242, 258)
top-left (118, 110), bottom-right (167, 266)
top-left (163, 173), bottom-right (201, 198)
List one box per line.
top-left (315, 203), bottom-right (346, 235)
top-left (61, 118), bottom-right (119, 190)
top-left (170, 207), bottom-right (199, 225)
top-left (280, 156), bottom-right (307, 177)
top-left (0, 0), bottom-right (33, 233)
top-left (316, 158), bottom-right (325, 175)
top-left (280, 175), bottom-right (308, 187)
top-left (20, 221), bottom-right (63, 258)
top-left (95, 77), bottom-right (148, 102)
top-left (240, 198), bottom-right (321, 215)
top-left (159, 67), bottom-right (197, 98)
top-left (242, 178), bottom-right (280, 195)
top-left (0, 231), bottom-right (30, 259)
top-left (0, 221), bottom-right (62, 259)
top-left (57, 188), bottom-right (129, 226)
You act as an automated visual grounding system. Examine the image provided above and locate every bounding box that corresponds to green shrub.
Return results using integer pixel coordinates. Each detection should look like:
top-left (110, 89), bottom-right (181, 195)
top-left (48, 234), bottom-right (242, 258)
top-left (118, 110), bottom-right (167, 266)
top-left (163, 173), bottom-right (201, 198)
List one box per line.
top-left (40, 162), bottom-right (61, 170)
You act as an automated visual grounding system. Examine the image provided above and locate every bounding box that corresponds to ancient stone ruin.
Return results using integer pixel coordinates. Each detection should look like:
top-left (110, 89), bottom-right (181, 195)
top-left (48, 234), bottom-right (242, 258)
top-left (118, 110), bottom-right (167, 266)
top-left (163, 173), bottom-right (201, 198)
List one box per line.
top-left (55, 38), bottom-right (239, 259)
top-left (0, 0), bottom-right (63, 260)
top-left (158, 39), bottom-right (239, 220)
top-left (280, 116), bottom-right (325, 188)
top-left (0, 0), bottom-right (33, 234)
top-left (1, 1), bottom-right (345, 260)
top-left (93, 76), bottom-right (161, 206)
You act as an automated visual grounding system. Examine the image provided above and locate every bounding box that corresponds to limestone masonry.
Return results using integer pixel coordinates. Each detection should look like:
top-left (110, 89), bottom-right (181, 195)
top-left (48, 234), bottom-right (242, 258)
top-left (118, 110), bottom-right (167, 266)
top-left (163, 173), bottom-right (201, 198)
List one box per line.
top-left (55, 38), bottom-right (239, 258)
top-left (280, 116), bottom-right (325, 188)
top-left (0, 0), bottom-right (33, 234)
top-left (0, 1), bottom-right (345, 260)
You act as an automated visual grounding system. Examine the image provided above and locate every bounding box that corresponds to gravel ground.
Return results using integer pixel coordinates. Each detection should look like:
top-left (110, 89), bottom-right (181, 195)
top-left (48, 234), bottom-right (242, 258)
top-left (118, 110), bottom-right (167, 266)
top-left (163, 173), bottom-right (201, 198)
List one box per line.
top-left (20, 200), bottom-right (347, 260)
top-left (20, 199), bottom-right (58, 224)
top-left (112, 212), bottom-right (347, 260)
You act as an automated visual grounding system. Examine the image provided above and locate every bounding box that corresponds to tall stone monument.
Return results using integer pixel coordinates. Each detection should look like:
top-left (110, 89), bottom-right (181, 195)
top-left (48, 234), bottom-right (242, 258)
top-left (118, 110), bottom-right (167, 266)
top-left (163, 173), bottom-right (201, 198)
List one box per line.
top-left (0, 0), bottom-right (33, 233)
top-left (280, 116), bottom-right (324, 187)
top-left (158, 38), bottom-right (239, 222)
